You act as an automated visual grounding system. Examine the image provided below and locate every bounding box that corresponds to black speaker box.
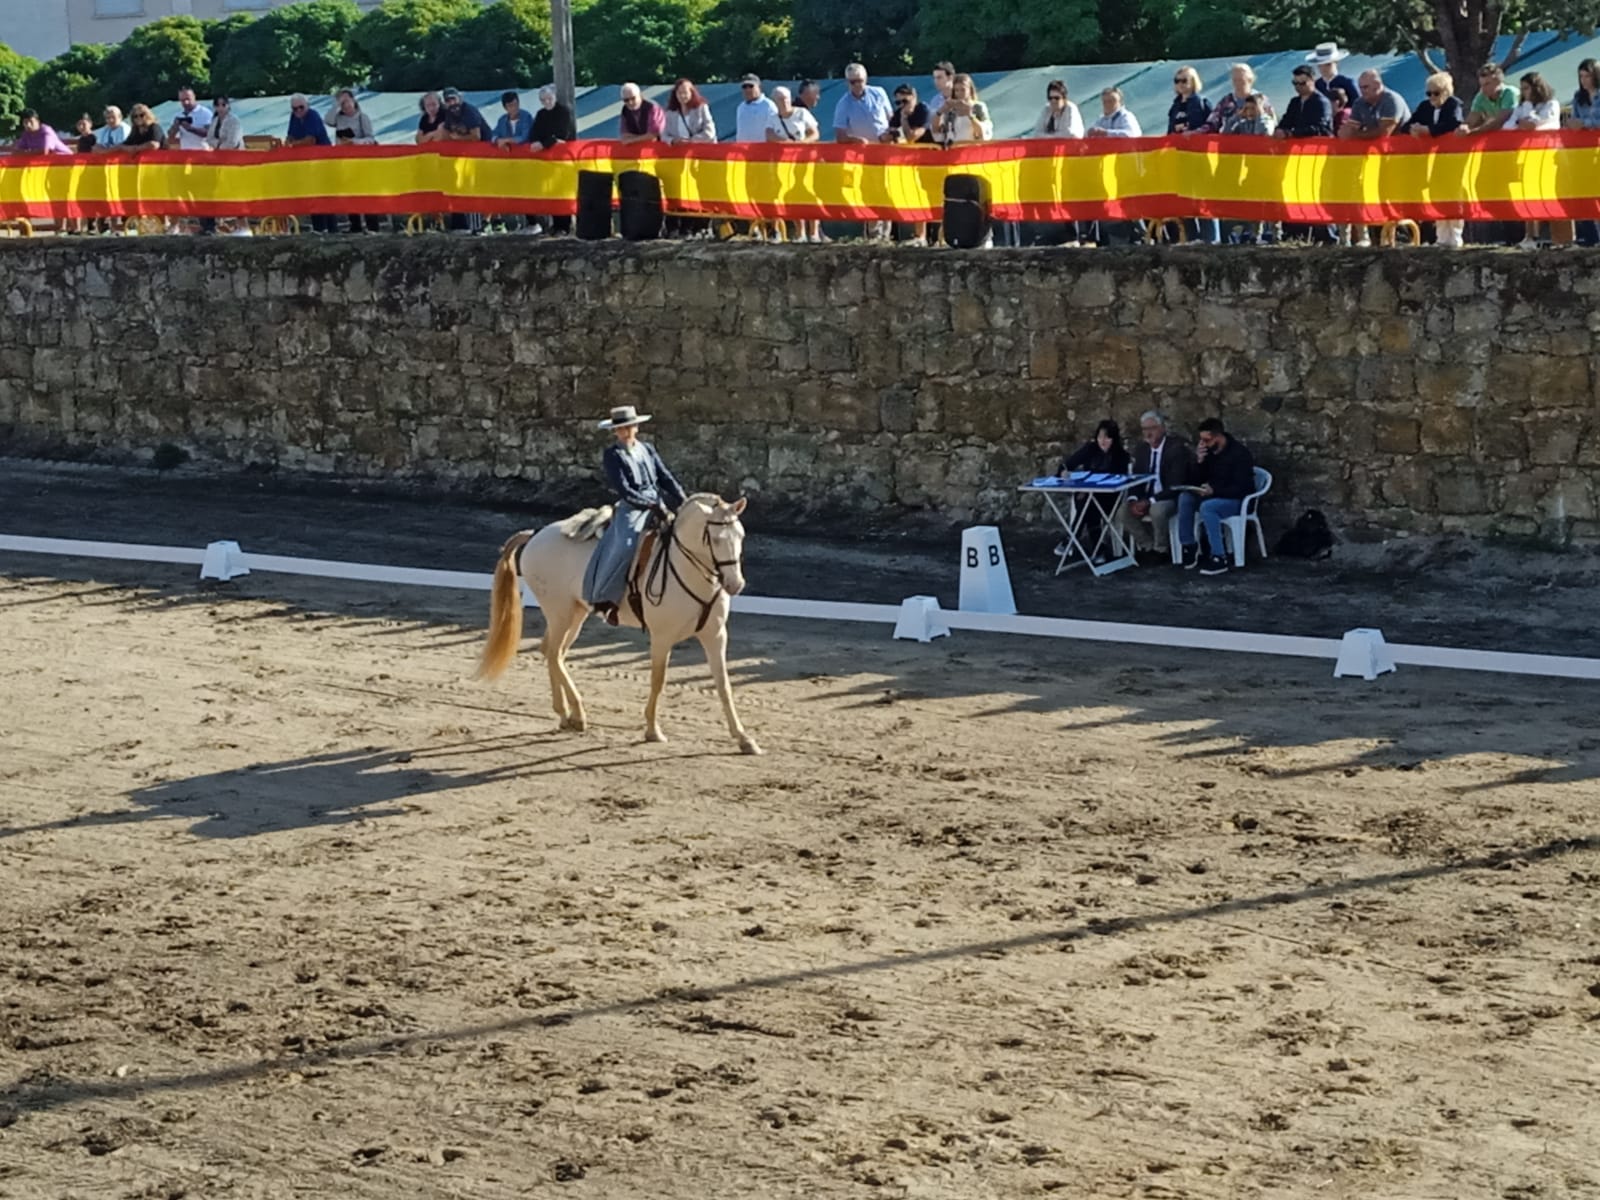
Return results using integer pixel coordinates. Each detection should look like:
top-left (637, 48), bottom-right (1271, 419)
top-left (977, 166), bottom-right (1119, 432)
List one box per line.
top-left (617, 170), bottom-right (664, 242)
top-left (576, 170), bottom-right (614, 240)
top-left (942, 174), bottom-right (990, 249)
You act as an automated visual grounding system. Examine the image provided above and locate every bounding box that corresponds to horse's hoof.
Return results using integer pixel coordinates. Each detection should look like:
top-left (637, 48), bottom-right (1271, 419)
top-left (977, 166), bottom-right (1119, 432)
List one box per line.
top-left (561, 715), bottom-right (587, 733)
top-left (644, 728), bottom-right (667, 744)
top-left (739, 738), bottom-right (763, 756)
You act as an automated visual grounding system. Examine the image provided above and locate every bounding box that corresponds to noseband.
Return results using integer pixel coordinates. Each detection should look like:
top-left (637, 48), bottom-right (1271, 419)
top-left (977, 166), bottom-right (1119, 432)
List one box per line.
top-left (642, 512), bottom-right (744, 633)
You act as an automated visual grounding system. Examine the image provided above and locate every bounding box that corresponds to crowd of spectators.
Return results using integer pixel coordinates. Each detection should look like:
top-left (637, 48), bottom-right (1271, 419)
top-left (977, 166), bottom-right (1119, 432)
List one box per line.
top-left (5, 44), bottom-right (1598, 247)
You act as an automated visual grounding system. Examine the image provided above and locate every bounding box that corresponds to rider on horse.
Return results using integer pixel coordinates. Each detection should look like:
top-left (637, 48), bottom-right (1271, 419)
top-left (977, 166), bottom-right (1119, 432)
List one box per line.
top-left (582, 405), bottom-right (687, 626)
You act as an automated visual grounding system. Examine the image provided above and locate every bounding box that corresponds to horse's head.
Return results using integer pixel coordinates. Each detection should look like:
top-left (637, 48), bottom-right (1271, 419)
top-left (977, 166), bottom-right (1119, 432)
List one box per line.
top-left (679, 493), bottom-right (749, 597)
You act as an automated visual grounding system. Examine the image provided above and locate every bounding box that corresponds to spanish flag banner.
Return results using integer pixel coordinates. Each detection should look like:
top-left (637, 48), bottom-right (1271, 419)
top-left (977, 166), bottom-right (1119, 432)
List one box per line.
top-left (3, 134), bottom-right (1599, 224)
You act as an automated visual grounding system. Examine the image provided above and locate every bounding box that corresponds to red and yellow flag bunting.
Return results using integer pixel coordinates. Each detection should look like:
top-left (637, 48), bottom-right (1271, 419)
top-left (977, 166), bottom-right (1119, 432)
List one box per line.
top-left (2, 134), bottom-right (1598, 223)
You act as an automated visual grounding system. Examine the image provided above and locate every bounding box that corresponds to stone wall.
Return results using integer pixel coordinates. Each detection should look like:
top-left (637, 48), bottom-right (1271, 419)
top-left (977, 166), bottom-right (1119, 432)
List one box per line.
top-left (2, 238), bottom-right (1597, 542)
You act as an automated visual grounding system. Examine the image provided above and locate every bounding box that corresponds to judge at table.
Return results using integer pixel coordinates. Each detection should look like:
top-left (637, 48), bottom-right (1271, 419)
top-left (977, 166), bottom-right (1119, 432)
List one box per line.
top-left (1120, 409), bottom-right (1193, 555)
top-left (1056, 420), bottom-right (1131, 561)
top-left (1058, 419), bottom-right (1131, 476)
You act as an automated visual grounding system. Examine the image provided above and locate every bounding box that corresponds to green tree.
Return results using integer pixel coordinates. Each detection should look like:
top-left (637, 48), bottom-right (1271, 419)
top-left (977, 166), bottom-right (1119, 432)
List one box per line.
top-left (694, 0), bottom-right (794, 80)
top-left (202, 13), bottom-right (256, 69)
top-left (24, 42), bottom-right (112, 131)
top-left (345, 0), bottom-right (480, 89)
top-left (918, 0), bottom-right (1099, 69)
top-left (1260, 0), bottom-right (1597, 98)
top-left (573, 0), bottom-right (711, 84)
top-left (0, 45), bottom-right (39, 137)
top-left (429, 0), bottom-right (554, 89)
top-left (787, 0), bottom-right (918, 76)
top-left (212, 0), bottom-right (360, 97)
top-left (101, 16), bottom-right (211, 104)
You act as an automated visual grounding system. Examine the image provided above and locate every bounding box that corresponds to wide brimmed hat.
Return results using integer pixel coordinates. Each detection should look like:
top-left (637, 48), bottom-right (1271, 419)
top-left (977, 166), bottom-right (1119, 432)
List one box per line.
top-left (1305, 42), bottom-right (1349, 64)
top-left (598, 405), bottom-right (652, 429)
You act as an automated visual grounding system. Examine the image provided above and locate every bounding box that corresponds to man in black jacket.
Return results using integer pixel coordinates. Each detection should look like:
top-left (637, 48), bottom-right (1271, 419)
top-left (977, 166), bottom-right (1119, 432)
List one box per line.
top-left (532, 85), bottom-right (579, 235)
top-left (1177, 418), bottom-right (1257, 576)
top-left (1120, 409), bottom-right (1194, 556)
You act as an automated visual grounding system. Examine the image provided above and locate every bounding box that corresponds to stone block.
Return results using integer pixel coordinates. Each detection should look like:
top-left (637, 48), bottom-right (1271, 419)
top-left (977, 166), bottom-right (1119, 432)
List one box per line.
top-left (1415, 361), bottom-right (1484, 408)
top-left (1198, 349), bottom-right (1253, 390)
top-left (1529, 355), bottom-right (1590, 406)
top-left (1435, 471), bottom-right (1491, 514)
top-left (1141, 340), bottom-right (1193, 388)
top-left (1452, 299), bottom-right (1500, 336)
top-left (1523, 414), bottom-right (1582, 466)
top-left (1355, 357), bottom-right (1414, 402)
top-left (1373, 415), bottom-right (1421, 455)
top-left (1194, 304), bottom-right (1249, 351)
top-left (1084, 333), bottom-right (1141, 386)
top-left (1066, 270), bottom-right (1116, 308)
top-left (1419, 406), bottom-right (1473, 455)
top-left (1027, 336), bottom-right (1062, 381)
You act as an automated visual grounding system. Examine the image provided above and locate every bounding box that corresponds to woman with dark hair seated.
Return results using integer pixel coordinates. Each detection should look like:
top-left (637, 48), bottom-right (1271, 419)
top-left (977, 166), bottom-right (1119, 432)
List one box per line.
top-left (1057, 420), bottom-right (1132, 563)
top-left (1059, 419), bottom-right (1131, 476)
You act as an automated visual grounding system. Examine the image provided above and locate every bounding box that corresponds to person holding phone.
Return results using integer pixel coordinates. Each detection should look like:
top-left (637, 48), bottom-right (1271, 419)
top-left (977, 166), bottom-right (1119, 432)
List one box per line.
top-left (328, 89), bottom-right (380, 233)
top-left (167, 86), bottom-right (212, 150)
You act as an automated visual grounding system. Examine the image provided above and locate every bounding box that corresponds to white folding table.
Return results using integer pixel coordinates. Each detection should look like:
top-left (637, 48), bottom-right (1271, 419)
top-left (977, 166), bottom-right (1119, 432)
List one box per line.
top-left (1019, 474), bottom-right (1156, 578)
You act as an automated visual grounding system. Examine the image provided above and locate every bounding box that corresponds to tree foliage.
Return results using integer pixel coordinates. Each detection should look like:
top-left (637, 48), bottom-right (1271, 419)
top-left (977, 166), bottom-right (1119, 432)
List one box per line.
top-left (0, 45), bottom-right (38, 137)
top-left (202, 14), bottom-right (257, 70)
top-left (101, 16), bottom-right (211, 103)
top-left (919, 0), bottom-right (1100, 71)
top-left (693, 0), bottom-right (794, 80)
top-left (788, 0), bottom-right (919, 75)
top-left (429, 0), bottom-right (554, 89)
top-left (213, 0), bottom-right (360, 97)
top-left (25, 42), bottom-right (112, 131)
top-left (1261, 0), bottom-right (1598, 98)
top-left (345, 0), bottom-right (481, 89)
top-left (573, 0), bottom-right (711, 85)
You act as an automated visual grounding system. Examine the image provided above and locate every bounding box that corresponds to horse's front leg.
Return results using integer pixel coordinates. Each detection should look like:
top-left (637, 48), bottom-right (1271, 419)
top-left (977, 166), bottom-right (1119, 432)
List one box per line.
top-left (698, 623), bottom-right (761, 755)
top-left (643, 633), bottom-right (673, 744)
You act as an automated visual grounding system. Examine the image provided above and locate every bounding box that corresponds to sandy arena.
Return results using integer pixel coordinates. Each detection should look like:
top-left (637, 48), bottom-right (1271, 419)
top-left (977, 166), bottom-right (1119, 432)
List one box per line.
top-left (2, 464), bottom-right (1599, 1200)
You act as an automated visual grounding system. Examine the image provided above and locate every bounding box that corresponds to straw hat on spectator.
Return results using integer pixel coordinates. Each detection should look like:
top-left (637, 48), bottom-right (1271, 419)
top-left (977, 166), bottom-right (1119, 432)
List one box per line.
top-left (1305, 43), bottom-right (1350, 64)
top-left (598, 405), bottom-right (651, 429)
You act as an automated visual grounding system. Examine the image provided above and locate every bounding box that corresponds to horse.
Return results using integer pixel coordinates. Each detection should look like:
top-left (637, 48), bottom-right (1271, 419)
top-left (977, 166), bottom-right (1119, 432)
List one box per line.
top-left (476, 493), bottom-right (762, 755)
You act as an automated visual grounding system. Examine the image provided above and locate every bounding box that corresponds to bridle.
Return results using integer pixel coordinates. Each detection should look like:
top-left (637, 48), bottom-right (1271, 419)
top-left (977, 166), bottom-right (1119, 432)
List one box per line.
top-left (642, 509), bottom-right (744, 633)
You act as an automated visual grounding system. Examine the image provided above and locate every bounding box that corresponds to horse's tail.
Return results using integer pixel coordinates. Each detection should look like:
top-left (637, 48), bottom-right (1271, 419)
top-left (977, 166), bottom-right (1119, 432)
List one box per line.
top-left (477, 530), bottom-right (534, 682)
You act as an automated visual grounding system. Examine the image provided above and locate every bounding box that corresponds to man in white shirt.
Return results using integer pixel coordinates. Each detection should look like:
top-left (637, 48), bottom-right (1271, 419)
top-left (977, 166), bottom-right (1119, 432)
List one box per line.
top-left (167, 86), bottom-right (213, 150)
top-left (926, 61), bottom-right (955, 118)
top-left (1087, 87), bottom-right (1142, 137)
top-left (765, 86), bottom-right (818, 142)
top-left (735, 74), bottom-right (778, 142)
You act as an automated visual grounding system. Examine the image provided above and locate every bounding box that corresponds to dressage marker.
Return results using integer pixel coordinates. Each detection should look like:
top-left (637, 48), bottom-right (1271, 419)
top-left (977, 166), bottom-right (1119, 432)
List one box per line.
top-left (3, 534), bottom-right (1599, 684)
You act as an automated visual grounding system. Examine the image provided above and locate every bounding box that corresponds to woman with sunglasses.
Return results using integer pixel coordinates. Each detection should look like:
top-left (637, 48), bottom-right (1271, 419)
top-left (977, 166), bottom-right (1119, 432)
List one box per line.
top-left (883, 84), bottom-right (933, 246)
top-left (1026, 81), bottom-right (1084, 245)
top-left (1401, 73), bottom-right (1466, 246)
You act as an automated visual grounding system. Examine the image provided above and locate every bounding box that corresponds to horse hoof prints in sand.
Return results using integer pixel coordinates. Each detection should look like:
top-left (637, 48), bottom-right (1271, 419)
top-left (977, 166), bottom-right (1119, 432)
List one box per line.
top-left (477, 494), bottom-right (762, 755)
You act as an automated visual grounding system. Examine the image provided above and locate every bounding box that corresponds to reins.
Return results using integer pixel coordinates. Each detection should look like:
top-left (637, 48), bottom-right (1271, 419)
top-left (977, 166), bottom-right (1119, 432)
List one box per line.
top-left (641, 512), bottom-right (742, 633)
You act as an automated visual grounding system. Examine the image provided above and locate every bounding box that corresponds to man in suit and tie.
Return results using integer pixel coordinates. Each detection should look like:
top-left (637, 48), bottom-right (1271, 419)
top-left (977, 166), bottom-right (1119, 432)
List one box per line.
top-left (1120, 410), bottom-right (1193, 556)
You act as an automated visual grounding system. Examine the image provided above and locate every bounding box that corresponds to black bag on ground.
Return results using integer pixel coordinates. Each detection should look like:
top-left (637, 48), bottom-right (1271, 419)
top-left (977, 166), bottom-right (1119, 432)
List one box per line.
top-left (1274, 509), bottom-right (1334, 559)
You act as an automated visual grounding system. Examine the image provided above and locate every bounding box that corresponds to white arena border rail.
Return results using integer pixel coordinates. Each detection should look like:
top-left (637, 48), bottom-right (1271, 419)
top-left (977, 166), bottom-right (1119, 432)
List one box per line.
top-left (2, 534), bottom-right (1598, 683)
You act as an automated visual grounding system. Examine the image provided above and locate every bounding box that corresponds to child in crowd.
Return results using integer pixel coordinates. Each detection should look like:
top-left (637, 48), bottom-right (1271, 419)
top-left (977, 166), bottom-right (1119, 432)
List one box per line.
top-left (1222, 94), bottom-right (1271, 135)
top-left (1329, 87), bottom-right (1352, 134)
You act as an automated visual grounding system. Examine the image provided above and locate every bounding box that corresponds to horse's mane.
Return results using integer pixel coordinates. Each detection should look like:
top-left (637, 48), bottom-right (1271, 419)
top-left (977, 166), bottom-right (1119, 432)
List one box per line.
top-left (558, 506), bottom-right (613, 541)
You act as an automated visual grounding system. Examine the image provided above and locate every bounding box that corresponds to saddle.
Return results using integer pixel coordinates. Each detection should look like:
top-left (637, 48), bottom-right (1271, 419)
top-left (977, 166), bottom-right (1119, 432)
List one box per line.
top-left (623, 529), bottom-right (658, 628)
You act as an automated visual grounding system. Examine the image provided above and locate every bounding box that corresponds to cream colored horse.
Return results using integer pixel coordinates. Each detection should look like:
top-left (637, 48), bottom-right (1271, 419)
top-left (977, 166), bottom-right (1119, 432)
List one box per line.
top-left (477, 493), bottom-right (761, 755)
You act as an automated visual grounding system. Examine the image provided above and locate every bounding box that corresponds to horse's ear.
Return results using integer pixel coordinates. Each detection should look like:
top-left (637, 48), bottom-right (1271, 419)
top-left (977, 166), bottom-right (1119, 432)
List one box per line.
top-left (730, 496), bottom-right (748, 516)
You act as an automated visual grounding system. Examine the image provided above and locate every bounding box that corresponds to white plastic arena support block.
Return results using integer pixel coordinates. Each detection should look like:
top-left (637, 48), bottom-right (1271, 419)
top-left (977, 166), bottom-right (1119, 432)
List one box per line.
top-left (958, 525), bottom-right (1017, 614)
top-left (893, 595), bottom-right (951, 643)
top-left (1333, 628), bottom-right (1397, 681)
top-left (199, 540), bottom-right (250, 581)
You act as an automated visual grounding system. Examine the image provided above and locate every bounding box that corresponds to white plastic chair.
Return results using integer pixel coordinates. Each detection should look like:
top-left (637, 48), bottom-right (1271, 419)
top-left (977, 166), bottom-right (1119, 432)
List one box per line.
top-left (1171, 467), bottom-right (1273, 567)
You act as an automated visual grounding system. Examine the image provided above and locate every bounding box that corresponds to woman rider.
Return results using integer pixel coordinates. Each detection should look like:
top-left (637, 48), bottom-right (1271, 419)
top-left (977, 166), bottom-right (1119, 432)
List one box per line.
top-left (583, 405), bottom-right (687, 625)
